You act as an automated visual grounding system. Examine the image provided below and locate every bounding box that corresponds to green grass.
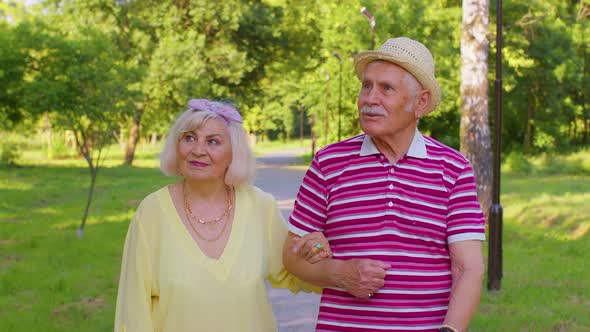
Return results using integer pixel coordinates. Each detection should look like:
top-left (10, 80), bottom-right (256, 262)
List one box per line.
top-left (1, 145), bottom-right (589, 331)
top-left (473, 173), bottom-right (590, 331)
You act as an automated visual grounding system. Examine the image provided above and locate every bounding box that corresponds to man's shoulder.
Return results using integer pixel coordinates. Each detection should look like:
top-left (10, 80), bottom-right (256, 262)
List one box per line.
top-left (315, 134), bottom-right (365, 162)
top-left (422, 135), bottom-right (470, 166)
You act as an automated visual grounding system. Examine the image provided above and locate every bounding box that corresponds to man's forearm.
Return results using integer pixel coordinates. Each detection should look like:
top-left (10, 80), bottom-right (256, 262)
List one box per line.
top-left (282, 232), bottom-right (391, 299)
top-left (443, 267), bottom-right (484, 331)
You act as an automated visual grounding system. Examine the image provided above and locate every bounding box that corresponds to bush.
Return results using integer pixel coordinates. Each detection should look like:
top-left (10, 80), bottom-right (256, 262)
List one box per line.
top-left (1, 141), bottom-right (21, 165)
top-left (538, 153), bottom-right (590, 175)
top-left (503, 152), bottom-right (532, 174)
top-left (46, 137), bottom-right (78, 159)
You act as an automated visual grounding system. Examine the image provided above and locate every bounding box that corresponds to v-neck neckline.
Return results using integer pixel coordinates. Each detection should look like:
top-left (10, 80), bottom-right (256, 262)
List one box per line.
top-left (162, 185), bottom-right (245, 280)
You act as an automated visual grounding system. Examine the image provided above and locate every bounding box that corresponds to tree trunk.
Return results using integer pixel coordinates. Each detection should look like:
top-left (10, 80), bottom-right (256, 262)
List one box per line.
top-left (583, 35), bottom-right (589, 145)
top-left (44, 113), bottom-right (52, 158)
top-left (525, 98), bottom-right (533, 152)
top-left (525, 81), bottom-right (540, 152)
top-left (71, 128), bottom-right (102, 239)
top-left (300, 103), bottom-right (304, 147)
top-left (118, 125), bottom-right (126, 150)
top-left (77, 163), bottom-right (99, 238)
top-left (460, 0), bottom-right (492, 217)
top-left (124, 106), bottom-right (144, 165)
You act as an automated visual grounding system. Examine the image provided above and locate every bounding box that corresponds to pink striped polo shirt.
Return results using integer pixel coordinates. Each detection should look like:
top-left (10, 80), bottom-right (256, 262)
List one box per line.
top-left (288, 130), bottom-right (486, 332)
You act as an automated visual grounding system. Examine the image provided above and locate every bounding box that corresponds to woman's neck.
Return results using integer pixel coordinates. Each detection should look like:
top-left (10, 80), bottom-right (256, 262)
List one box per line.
top-left (183, 179), bottom-right (228, 201)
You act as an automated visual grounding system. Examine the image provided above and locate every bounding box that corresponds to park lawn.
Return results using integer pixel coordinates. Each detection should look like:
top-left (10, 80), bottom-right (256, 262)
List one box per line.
top-left (0, 146), bottom-right (589, 331)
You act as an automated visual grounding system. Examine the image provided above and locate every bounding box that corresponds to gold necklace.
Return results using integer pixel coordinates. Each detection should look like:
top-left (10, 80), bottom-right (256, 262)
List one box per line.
top-left (186, 209), bottom-right (230, 242)
top-left (183, 181), bottom-right (232, 224)
top-left (182, 182), bottom-right (233, 242)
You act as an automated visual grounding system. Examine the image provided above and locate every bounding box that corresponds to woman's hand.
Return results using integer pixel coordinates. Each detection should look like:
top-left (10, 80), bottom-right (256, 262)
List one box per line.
top-left (290, 232), bottom-right (332, 264)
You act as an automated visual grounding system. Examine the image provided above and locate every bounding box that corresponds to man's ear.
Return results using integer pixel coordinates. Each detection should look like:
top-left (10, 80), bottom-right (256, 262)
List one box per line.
top-left (414, 89), bottom-right (431, 118)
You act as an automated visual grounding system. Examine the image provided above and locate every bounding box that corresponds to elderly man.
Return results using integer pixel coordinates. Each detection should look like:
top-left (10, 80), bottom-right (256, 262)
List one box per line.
top-left (283, 37), bottom-right (485, 332)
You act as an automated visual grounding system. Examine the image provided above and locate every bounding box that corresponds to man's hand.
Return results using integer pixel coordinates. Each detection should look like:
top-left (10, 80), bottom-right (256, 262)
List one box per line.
top-left (288, 231), bottom-right (332, 264)
top-left (336, 259), bottom-right (390, 299)
top-left (282, 232), bottom-right (390, 296)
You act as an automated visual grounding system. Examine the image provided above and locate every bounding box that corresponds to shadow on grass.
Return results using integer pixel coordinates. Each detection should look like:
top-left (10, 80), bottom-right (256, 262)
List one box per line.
top-left (0, 216), bottom-right (133, 332)
top-left (477, 220), bottom-right (590, 331)
top-left (503, 173), bottom-right (589, 196)
top-left (501, 173), bottom-right (590, 240)
top-left (0, 163), bottom-right (172, 237)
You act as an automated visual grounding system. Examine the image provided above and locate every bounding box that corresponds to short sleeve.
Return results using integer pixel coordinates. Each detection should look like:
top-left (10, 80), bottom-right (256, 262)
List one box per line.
top-left (288, 156), bottom-right (329, 236)
top-left (114, 203), bottom-right (155, 332)
top-left (265, 194), bottom-right (322, 294)
top-left (446, 162), bottom-right (486, 243)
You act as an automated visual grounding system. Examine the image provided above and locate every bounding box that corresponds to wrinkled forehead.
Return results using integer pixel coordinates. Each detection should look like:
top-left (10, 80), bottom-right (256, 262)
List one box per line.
top-left (178, 111), bottom-right (230, 136)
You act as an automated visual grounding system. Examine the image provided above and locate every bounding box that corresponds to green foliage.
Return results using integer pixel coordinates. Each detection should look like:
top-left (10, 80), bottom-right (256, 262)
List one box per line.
top-left (503, 151), bottom-right (533, 174)
top-left (0, 20), bottom-right (32, 129)
top-left (532, 151), bottom-right (590, 175)
top-left (0, 140), bottom-right (21, 165)
top-left (498, 0), bottom-right (589, 152)
top-left (502, 149), bottom-right (590, 175)
top-left (45, 133), bottom-right (79, 160)
top-left (0, 0), bottom-right (588, 155)
top-left (18, 21), bottom-right (134, 161)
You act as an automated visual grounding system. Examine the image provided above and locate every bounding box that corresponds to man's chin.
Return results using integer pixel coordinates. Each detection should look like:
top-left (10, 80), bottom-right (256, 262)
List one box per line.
top-left (361, 119), bottom-right (383, 130)
top-left (360, 126), bottom-right (384, 137)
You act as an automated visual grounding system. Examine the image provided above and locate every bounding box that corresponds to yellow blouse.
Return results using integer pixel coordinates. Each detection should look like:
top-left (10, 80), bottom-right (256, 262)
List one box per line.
top-left (114, 185), bottom-right (318, 332)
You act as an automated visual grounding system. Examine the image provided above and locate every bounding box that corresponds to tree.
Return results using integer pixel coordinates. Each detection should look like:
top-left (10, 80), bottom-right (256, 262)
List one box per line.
top-left (22, 26), bottom-right (134, 236)
top-left (460, 0), bottom-right (492, 216)
top-left (45, 0), bottom-right (322, 163)
top-left (4, 0), bottom-right (588, 161)
top-left (0, 20), bottom-right (31, 129)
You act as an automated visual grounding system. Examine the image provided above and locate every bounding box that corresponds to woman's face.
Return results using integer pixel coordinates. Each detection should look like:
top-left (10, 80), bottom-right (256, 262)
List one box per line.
top-left (177, 118), bottom-right (232, 183)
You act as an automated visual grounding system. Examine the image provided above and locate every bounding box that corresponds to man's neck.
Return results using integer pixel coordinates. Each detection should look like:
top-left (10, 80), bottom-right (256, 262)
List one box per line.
top-left (370, 126), bottom-right (417, 164)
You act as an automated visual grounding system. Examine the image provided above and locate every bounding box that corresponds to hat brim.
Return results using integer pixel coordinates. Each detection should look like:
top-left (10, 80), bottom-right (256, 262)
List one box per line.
top-left (354, 51), bottom-right (441, 115)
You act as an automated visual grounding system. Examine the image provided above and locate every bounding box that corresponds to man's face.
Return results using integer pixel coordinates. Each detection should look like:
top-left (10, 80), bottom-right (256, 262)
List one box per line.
top-left (357, 61), bottom-right (419, 139)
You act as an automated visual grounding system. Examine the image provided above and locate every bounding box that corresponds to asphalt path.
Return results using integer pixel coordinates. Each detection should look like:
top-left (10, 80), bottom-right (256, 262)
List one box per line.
top-left (254, 148), bottom-right (320, 332)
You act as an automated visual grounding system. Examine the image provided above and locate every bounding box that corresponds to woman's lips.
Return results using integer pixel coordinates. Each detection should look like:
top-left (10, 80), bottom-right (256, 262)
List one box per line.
top-left (189, 161), bottom-right (208, 167)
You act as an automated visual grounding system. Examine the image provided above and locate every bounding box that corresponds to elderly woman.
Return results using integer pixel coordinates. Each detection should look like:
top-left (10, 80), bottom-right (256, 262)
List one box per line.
top-left (114, 99), bottom-right (330, 332)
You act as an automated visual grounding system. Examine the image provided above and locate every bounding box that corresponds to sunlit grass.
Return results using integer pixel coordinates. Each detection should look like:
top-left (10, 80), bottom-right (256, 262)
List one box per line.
top-left (1, 145), bottom-right (589, 331)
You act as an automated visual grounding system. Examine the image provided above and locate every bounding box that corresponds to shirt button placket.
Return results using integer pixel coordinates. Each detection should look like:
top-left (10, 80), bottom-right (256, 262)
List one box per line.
top-left (387, 166), bottom-right (395, 209)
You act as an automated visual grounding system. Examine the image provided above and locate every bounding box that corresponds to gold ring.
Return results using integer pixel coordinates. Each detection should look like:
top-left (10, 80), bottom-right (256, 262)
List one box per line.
top-left (314, 243), bottom-right (325, 252)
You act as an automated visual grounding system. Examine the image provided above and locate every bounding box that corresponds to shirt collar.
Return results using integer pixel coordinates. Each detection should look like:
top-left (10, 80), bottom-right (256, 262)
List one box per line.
top-left (360, 128), bottom-right (427, 159)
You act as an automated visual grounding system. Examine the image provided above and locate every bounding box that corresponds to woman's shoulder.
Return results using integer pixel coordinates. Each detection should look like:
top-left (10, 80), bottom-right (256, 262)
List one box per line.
top-left (235, 184), bottom-right (275, 205)
top-left (135, 185), bottom-right (172, 214)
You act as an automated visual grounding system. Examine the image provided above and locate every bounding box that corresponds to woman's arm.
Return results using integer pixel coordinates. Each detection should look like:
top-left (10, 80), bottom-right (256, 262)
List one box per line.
top-left (114, 212), bottom-right (155, 332)
top-left (283, 232), bottom-right (390, 299)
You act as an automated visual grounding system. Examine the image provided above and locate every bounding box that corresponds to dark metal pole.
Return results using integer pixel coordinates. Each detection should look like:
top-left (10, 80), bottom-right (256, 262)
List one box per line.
top-left (488, 0), bottom-right (504, 291)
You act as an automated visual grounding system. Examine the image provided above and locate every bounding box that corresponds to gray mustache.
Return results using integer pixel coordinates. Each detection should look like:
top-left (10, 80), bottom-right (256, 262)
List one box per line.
top-left (360, 105), bottom-right (387, 116)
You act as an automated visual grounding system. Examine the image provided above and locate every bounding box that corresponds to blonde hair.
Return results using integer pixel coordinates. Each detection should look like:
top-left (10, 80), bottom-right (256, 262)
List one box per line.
top-left (159, 102), bottom-right (255, 185)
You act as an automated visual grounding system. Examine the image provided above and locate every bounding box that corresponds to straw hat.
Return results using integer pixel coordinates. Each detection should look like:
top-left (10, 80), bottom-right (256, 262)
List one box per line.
top-left (354, 37), bottom-right (441, 114)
